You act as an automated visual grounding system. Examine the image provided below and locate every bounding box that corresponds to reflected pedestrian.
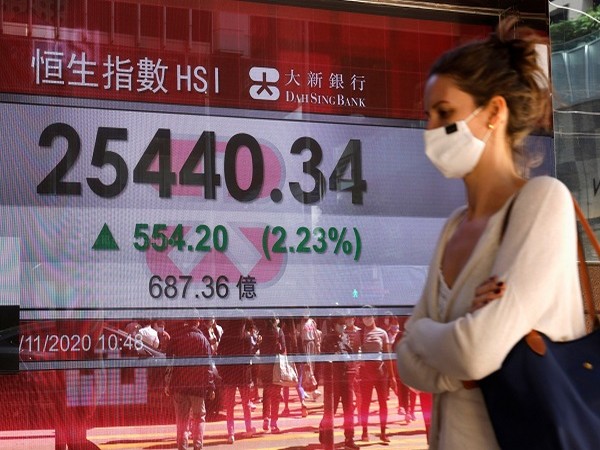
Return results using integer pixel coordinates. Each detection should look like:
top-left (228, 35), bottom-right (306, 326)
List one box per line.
top-left (280, 318), bottom-right (308, 417)
top-left (299, 312), bottom-right (321, 400)
top-left (246, 319), bottom-right (261, 408)
top-left (138, 319), bottom-right (160, 349)
top-left (259, 316), bottom-right (286, 434)
top-left (359, 308), bottom-right (396, 443)
top-left (319, 317), bottom-right (358, 450)
top-left (218, 319), bottom-right (257, 444)
top-left (165, 317), bottom-right (214, 450)
top-left (343, 316), bottom-right (362, 421)
top-left (201, 316), bottom-right (222, 355)
top-left (153, 319), bottom-right (171, 352)
top-left (392, 323), bottom-right (418, 424)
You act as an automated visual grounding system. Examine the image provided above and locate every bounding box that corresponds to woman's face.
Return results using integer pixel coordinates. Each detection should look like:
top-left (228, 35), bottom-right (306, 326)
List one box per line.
top-left (362, 316), bottom-right (375, 327)
top-left (424, 74), bottom-right (483, 132)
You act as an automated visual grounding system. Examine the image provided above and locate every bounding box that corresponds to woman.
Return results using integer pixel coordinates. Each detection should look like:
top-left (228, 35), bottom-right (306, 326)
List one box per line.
top-left (245, 318), bottom-right (261, 406)
top-left (391, 319), bottom-right (418, 425)
top-left (396, 18), bottom-right (586, 449)
top-left (358, 308), bottom-right (396, 443)
top-left (259, 316), bottom-right (286, 434)
top-left (217, 319), bottom-right (256, 444)
top-left (280, 318), bottom-right (308, 417)
top-left (299, 313), bottom-right (321, 399)
top-left (318, 316), bottom-right (358, 450)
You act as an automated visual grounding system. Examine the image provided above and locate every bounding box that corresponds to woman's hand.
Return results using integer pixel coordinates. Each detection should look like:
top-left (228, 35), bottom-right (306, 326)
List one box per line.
top-left (470, 276), bottom-right (506, 313)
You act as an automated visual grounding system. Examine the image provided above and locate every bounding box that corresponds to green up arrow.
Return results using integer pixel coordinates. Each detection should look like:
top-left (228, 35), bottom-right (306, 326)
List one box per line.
top-left (92, 224), bottom-right (119, 250)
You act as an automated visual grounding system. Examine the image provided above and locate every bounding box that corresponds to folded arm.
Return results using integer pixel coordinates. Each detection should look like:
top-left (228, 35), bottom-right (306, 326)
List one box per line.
top-left (406, 178), bottom-right (577, 380)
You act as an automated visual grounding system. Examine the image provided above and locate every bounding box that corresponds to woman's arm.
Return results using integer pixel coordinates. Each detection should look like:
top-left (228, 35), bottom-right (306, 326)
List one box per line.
top-left (278, 328), bottom-right (287, 354)
top-left (396, 298), bottom-right (463, 393)
top-left (407, 177), bottom-right (579, 380)
top-left (395, 207), bottom-right (467, 393)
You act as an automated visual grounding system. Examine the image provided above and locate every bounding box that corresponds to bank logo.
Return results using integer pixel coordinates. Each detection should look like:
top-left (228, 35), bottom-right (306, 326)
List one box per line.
top-left (249, 67), bottom-right (280, 101)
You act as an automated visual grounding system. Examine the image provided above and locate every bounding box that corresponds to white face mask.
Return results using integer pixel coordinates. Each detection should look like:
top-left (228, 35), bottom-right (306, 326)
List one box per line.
top-left (424, 107), bottom-right (491, 179)
top-left (362, 317), bottom-right (375, 327)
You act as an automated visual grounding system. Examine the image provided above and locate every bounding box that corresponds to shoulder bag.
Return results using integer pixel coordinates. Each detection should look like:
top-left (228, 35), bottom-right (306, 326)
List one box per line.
top-left (479, 198), bottom-right (600, 449)
top-left (273, 353), bottom-right (298, 387)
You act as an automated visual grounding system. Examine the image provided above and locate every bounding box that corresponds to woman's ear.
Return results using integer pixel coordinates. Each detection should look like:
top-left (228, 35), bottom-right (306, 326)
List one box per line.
top-left (487, 95), bottom-right (508, 128)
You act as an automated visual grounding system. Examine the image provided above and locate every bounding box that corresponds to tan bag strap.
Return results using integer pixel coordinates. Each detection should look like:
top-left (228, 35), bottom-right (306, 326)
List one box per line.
top-left (572, 197), bottom-right (600, 330)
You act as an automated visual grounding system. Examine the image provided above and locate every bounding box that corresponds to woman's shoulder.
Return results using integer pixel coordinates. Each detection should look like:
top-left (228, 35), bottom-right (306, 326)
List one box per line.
top-left (512, 176), bottom-right (574, 226)
top-left (520, 176), bottom-right (571, 202)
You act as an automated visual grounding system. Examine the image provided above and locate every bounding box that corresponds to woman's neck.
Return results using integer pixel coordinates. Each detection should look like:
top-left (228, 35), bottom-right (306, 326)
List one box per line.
top-left (464, 169), bottom-right (525, 220)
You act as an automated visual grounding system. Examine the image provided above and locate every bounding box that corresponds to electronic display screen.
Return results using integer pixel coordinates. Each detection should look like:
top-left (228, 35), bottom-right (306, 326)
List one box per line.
top-left (0, 1), bottom-right (552, 446)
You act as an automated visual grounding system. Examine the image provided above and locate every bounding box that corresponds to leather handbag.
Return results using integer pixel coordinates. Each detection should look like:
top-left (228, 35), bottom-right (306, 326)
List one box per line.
top-left (479, 198), bottom-right (600, 450)
top-left (273, 353), bottom-right (298, 387)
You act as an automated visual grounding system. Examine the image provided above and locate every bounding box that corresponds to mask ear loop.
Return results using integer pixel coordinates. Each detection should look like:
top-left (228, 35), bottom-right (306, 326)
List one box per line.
top-left (482, 120), bottom-right (496, 143)
top-left (464, 106), bottom-right (483, 123)
top-left (466, 106), bottom-right (495, 143)
top-left (482, 128), bottom-right (494, 143)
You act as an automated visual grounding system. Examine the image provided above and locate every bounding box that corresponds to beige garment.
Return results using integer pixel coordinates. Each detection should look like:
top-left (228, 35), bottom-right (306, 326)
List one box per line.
top-left (396, 176), bottom-right (586, 449)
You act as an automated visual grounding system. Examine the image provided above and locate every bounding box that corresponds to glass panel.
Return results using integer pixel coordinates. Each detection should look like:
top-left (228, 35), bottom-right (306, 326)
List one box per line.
top-left (567, 46), bottom-right (587, 103)
top-left (588, 38), bottom-right (600, 99)
top-left (550, 2), bottom-right (600, 259)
